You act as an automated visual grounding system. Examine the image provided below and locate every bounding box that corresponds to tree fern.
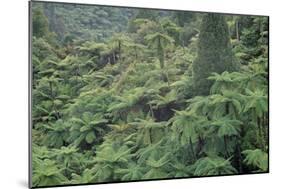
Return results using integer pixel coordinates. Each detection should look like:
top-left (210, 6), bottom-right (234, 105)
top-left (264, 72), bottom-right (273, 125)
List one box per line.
top-left (148, 90), bottom-right (178, 109)
top-left (130, 117), bottom-right (167, 145)
top-left (210, 117), bottom-right (241, 138)
top-left (33, 159), bottom-right (69, 187)
top-left (170, 110), bottom-right (208, 145)
top-left (70, 169), bottom-right (94, 184)
top-left (69, 112), bottom-right (108, 146)
top-left (242, 149), bottom-right (268, 172)
top-left (193, 156), bottom-right (237, 176)
top-left (243, 88), bottom-right (268, 117)
top-left (145, 32), bottom-right (174, 69)
top-left (42, 119), bottom-right (70, 148)
top-left (114, 163), bottom-right (145, 181)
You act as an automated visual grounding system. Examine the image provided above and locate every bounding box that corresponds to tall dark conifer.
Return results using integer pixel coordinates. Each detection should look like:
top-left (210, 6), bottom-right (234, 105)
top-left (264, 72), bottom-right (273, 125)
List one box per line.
top-left (193, 13), bottom-right (239, 95)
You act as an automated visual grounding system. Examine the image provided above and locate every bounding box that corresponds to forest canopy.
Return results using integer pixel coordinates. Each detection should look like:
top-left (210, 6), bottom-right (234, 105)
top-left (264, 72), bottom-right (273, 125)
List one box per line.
top-left (31, 2), bottom-right (269, 187)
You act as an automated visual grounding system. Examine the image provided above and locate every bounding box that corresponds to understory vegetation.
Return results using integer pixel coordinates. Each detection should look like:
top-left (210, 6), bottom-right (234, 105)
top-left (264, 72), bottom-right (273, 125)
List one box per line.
top-left (31, 2), bottom-right (269, 187)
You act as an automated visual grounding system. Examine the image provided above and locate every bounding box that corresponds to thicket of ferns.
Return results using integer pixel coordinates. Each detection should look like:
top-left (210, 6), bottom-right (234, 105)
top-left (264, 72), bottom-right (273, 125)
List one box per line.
top-left (32, 3), bottom-right (268, 187)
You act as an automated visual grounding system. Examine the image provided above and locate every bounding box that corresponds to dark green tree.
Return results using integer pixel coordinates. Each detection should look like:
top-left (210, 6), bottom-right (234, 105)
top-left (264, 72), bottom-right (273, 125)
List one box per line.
top-left (193, 13), bottom-right (239, 96)
top-left (32, 8), bottom-right (50, 38)
top-left (174, 11), bottom-right (195, 27)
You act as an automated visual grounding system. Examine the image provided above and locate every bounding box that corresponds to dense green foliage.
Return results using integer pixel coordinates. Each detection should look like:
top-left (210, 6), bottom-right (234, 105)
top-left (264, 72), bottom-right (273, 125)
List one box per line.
top-left (31, 2), bottom-right (269, 187)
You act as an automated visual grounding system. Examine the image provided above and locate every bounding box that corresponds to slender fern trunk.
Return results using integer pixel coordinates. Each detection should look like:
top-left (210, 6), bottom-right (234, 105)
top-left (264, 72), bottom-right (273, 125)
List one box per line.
top-left (134, 46), bottom-right (138, 60)
top-left (196, 135), bottom-right (204, 156)
top-left (262, 113), bottom-right (268, 147)
top-left (113, 51), bottom-right (116, 63)
top-left (236, 20), bottom-right (240, 41)
top-left (236, 140), bottom-right (243, 173)
top-left (224, 102), bottom-right (230, 155)
top-left (118, 41), bottom-right (121, 61)
top-left (158, 45), bottom-right (164, 69)
top-left (149, 103), bottom-right (155, 119)
top-left (149, 128), bottom-right (152, 144)
top-left (189, 137), bottom-right (196, 162)
top-left (257, 116), bottom-right (266, 151)
top-left (223, 136), bottom-right (229, 157)
top-left (49, 81), bottom-right (60, 120)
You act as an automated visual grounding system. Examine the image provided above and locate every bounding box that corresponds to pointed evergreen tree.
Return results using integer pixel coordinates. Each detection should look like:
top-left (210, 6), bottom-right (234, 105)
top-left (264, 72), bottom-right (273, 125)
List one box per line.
top-left (193, 13), bottom-right (239, 95)
top-left (32, 8), bottom-right (49, 38)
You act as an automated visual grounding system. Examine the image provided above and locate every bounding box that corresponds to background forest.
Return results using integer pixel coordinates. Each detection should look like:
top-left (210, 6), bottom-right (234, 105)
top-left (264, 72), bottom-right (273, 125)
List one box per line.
top-left (31, 2), bottom-right (269, 187)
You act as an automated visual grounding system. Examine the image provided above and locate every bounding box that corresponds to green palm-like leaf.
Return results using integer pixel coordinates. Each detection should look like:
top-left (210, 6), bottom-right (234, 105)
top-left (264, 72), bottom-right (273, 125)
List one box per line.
top-left (33, 159), bottom-right (69, 187)
top-left (69, 112), bottom-right (107, 145)
top-left (208, 71), bottom-right (250, 94)
top-left (208, 71), bottom-right (233, 94)
top-left (71, 169), bottom-right (94, 184)
top-left (146, 153), bottom-right (171, 168)
top-left (171, 110), bottom-right (208, 144)
top-left (108, 87), bottom-right (146, 113)
top-left (42, 120), bottom-right (70, 148)
top-left (145, 32), bottom-right (174, 48)
top-left (210, 117), bottom-right (241, 137)
top-left (169, 162), bottom-right (192, 177)
top-left (114, 163), bottom-right (145, 181)
top-left (145, 32), bottom-right (174, 69)
top-left (95, 144), bottom-right (132, 164)
top-left (208, 90), bottom-right (243, 118)
top-left (243, 89), bottom-right (268, 117)
top-left (130, 117), bottom-right (167, 144)
top-left (243, 149), bottom-right (268, 171)
top-left (186, 96), bottom-right (210, 115)
top-left (148, 90), bottom-right (177, 108)
top-left (193, 156), bottom-right (237, 176)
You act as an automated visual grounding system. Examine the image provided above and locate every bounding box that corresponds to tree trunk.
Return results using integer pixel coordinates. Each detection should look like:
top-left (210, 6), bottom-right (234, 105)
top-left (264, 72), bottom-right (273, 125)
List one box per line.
top-left (257, 116), bottom-right (266, 151)
top-left (236, 139), bottom-right (243, 173)
top-left (149, 103), bottom-right (155, 119)
top-left (196, 135), bottom-right (204, 156)
top-left (189, 137), bottom-right (196, 162)
top-left (49, 82), bottom-right (60, 120)
top-left (149, 128), bottom-right (152, 144)
top-left (236, 20), bottom-right (240, 41)
top-left (134, 47), bottom-right (138, 60)
top-left (262, 113), bottom-right (268, 146)
top-left (113, 51), bottom-right (116, 64)
top-left (223, 136), bottom-right (229, 157)
top-left (118, 41), bottom-right (121, 61)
